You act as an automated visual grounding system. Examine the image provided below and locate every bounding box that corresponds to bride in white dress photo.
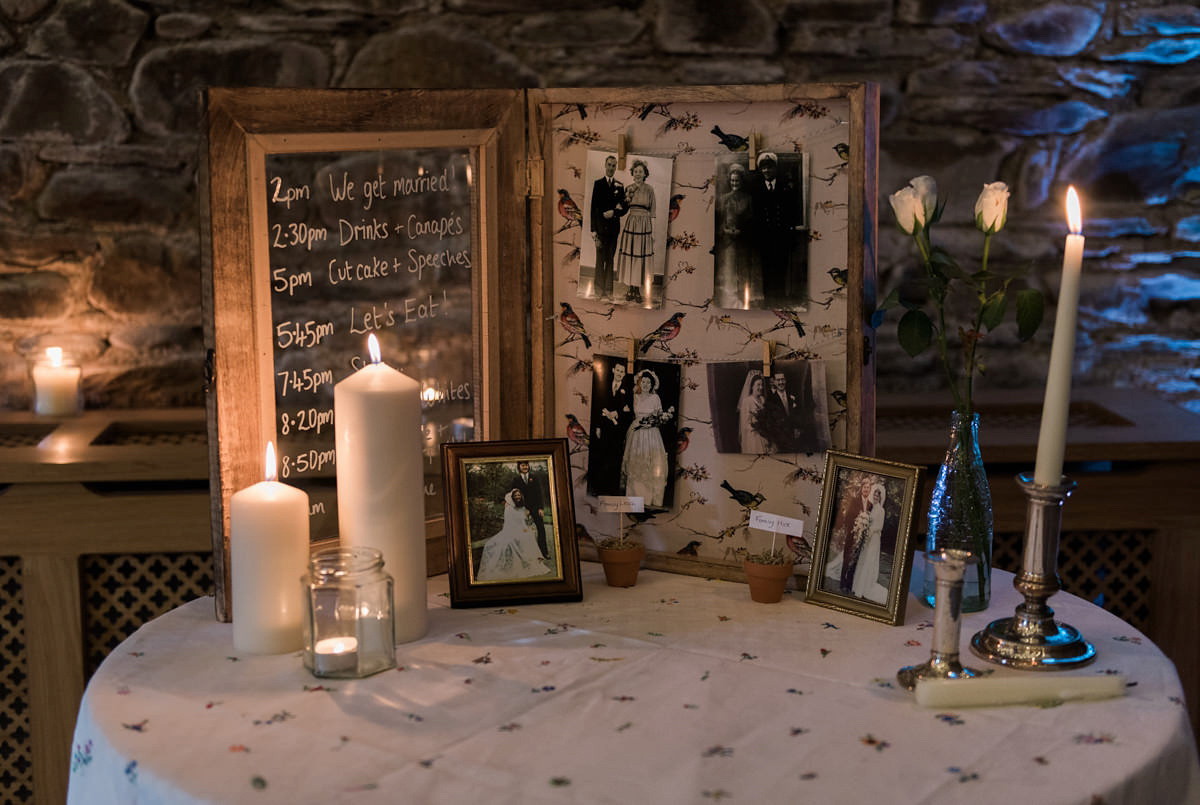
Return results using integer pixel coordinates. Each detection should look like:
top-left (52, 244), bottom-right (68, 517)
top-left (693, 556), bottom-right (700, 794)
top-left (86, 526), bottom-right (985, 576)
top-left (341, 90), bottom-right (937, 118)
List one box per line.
top-left (475, 489), bottom-right (548, 582)
top-left (850, 481), bottom-right (890, 605)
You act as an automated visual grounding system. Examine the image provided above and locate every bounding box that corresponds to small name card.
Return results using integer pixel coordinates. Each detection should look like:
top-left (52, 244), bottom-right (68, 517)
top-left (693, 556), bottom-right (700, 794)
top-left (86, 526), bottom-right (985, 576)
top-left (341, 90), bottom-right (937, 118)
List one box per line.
top-left (749, 510), bottom-right (805, 537)
top-left (598, 495), bottom-right (644, 513)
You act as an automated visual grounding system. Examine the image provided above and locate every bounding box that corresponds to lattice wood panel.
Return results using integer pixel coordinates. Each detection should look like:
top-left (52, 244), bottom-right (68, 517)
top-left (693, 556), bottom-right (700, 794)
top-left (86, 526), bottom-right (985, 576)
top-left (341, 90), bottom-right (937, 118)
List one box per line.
top-left (89, 424), bottom-right (207, 447)
top-left (81, 553), bottom-right (213, 678)
top-left (0, 425), bottom-right (53, 449)
top-left (0, 556), bottom-right (33, 804)
top-left (994, 529), bottom-right (1153, 632)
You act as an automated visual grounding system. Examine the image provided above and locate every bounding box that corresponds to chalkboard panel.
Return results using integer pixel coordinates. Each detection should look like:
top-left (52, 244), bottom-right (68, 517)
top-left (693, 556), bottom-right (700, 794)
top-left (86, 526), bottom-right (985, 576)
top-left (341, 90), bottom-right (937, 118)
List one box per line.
top-left (259, 145), bottom-right (478, 540)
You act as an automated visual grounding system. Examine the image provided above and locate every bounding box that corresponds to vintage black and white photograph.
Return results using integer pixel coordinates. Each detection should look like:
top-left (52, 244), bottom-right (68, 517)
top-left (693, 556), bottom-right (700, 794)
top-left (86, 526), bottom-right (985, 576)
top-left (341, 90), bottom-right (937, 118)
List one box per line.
top-left (804, 451), bottom-right (922, 625)
top-left (706, 359), bottom-right (832, 455)
top-left (586, 355), bottom-right (682, 509)
top-left (577, 150), bottom-right (674, 308)
top-left (712, 151), bottom-right (810, 310)
top-left (443, 439), bottom-right (581, 607)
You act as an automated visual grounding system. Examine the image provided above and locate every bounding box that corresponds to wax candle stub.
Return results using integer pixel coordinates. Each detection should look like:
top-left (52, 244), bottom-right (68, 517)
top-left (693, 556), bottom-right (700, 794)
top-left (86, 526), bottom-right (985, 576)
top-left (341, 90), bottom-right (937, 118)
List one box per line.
top-left (915, 673), bottom-right (1125, 708)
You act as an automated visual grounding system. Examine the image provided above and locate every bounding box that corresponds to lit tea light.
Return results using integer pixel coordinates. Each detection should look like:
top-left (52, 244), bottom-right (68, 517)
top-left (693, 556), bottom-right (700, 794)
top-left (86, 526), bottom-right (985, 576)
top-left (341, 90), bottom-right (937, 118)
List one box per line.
top-left (312, 636), bottom-right (359, 675)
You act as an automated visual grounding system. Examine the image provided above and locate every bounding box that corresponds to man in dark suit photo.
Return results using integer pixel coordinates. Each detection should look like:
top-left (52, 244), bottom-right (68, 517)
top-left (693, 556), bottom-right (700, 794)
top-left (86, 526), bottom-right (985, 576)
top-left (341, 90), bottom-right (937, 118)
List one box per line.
top-left (760, 370), bottom-right (800, 453)
top-left (589, 154), bottom-right (627, 301)
top-left (588, 356), bottom-right (634, 496)
top-left (750, 152), bottom-right (806, 306)
top-left (514, 460), bottom-right (550, 560)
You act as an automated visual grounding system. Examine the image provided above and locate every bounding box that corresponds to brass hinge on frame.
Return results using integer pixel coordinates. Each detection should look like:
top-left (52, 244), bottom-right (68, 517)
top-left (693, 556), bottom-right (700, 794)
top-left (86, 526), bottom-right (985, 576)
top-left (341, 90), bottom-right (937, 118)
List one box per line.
top-left (525, 158), bottom-right (544, 198)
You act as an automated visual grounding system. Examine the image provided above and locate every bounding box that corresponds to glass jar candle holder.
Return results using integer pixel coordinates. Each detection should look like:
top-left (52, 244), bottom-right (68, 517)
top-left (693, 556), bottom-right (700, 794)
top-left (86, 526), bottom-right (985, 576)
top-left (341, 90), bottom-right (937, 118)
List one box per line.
top-left (31, 346), bottom-right (82, 416)
top-left (303, 547), bottom-right (396, 678)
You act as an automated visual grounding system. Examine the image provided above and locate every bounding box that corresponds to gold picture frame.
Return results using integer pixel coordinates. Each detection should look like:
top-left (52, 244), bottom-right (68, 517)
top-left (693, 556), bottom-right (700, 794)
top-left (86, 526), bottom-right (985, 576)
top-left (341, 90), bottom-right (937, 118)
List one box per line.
top-left (805, 450), bottom-right (922, 625)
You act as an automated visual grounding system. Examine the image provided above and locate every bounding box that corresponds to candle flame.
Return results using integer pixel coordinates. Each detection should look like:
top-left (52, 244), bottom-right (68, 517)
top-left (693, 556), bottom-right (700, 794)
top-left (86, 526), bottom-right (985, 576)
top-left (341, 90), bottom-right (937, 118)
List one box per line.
top-left (264, 441), bottom-right (277, 483)
top-left (367, 333), bottom-right (381, 364)
top-left (46, 346), bottom-right (63, 367)
top-left (1066, 186), bottom-right (1082, 235)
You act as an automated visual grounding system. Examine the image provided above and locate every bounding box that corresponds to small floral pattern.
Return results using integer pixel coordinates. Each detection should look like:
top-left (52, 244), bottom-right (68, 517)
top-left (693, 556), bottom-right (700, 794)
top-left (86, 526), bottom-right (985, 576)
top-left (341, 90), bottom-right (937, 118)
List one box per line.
top-left (64, 568), bottom-right (1193, 804)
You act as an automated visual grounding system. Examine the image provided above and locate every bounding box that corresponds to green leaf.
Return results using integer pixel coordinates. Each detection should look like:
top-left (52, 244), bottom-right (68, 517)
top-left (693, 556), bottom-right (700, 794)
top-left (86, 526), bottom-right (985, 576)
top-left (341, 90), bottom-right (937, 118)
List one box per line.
top-left (930, 247), bottom-right (970, 280)
top-left (980, 290), bottom-right (1007, 331)
top-left (897, 309), bottom-right (933, 357)
top-left (1015, 289), bottom-right (1044, 341)
top-left (876, 286), bottom-right (901, 311)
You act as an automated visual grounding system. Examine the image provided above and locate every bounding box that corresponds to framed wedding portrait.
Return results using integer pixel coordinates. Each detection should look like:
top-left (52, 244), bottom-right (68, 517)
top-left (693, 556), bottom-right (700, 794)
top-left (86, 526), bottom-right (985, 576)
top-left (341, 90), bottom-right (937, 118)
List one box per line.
top-left (443, 439), bottom-right (582, 607)
top-left (804, 451), bottom-right (922, 625)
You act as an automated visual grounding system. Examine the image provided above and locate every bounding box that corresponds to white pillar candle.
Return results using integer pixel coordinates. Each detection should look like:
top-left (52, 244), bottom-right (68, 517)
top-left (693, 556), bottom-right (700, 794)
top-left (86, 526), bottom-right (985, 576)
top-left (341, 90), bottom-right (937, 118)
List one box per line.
top-left (334, 334), bottom-right (427, 644)
top-left (231, 442), bottom-right (310, 654)
top-left (915, 673), bottom-right (1125, 708)
top-left (32, 346), bottom-right (82, 416)
top-left (1034, 187), bottom-right (1085, 487)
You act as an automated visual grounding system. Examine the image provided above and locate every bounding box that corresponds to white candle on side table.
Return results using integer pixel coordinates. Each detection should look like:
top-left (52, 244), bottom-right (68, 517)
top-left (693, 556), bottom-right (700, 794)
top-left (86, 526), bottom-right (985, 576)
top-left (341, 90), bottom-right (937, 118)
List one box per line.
top-left (916, 673), bottom-right (1125, 708)
top-left (334, 334), bottom-right (427, 644)
top-left (1034, 186), bottom-right (1085, 487)
top-left (32, 346), bottom-right (82, 416)
top-left (230, 442), bottom-right (310, 654)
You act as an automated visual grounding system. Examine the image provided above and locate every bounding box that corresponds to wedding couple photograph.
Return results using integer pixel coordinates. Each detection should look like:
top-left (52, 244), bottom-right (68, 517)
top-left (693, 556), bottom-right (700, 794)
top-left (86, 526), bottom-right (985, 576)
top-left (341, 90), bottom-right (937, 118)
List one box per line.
top-left (585, 355), bottom-right (683, 510)
top-left (463, 458), bottom-right (561, 585)
top-left (576, 149), bottom-right (673, 309)
top-left (706, 359), bottom-right (832, 455)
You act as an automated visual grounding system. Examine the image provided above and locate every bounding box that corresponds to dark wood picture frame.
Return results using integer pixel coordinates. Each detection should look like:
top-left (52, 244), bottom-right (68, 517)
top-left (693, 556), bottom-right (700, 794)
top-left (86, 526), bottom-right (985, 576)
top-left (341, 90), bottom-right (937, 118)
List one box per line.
top-left (442, 439), bottom-right (582, 607)
top-left (804, 450), bottom-right (922, 625)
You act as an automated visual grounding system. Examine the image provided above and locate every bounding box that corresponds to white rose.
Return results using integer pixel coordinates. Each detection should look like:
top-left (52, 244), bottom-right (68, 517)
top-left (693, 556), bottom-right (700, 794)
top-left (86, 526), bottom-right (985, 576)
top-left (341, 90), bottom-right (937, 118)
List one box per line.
top-left (889, 185), bottom-right (924, 234)
top-left (975, 181), bottom-right (1009, 234)
top-left (910, 175), bottom-right (938, 224)
top-left (889, 176), bottom-right (938, 234)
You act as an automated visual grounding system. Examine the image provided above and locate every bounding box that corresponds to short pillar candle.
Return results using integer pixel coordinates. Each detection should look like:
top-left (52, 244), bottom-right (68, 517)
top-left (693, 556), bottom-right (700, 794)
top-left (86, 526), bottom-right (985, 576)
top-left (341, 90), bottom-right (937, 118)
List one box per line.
top-left (230, 442), bottom-right (310, 654)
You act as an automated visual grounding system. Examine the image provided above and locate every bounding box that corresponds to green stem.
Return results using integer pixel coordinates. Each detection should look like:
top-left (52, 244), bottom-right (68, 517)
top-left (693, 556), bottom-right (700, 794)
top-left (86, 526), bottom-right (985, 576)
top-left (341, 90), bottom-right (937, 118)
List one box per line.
top-left (962, 233), bottom-right (993, 420)
top-left (914, 230), bottom-right (964, 412)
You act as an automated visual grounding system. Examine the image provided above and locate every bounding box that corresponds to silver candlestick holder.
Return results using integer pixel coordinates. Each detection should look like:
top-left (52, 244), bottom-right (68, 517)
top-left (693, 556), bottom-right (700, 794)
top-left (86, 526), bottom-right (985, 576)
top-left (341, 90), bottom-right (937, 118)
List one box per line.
top-left (970, 473), bottom-right (1095, 670)
top-left (898, 549), bottom-right (982, 690)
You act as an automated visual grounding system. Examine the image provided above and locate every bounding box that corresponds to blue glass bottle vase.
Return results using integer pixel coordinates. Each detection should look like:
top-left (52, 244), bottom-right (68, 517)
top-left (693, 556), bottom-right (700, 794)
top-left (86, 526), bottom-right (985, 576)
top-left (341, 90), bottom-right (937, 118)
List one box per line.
top-left (922, 411), bottom-right (993, 612)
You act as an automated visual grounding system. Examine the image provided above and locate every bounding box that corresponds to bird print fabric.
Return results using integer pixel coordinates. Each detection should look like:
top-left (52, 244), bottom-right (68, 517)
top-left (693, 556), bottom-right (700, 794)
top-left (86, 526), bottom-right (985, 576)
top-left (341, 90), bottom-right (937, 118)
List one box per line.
top-left (548, 97), bottom-right (856, 569)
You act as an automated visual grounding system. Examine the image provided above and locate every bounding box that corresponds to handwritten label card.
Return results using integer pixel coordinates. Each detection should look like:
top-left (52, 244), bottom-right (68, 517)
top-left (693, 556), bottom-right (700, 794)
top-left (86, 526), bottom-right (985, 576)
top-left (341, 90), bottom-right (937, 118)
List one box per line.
top-left (598, 496), bottom-right (645, 513)
top-left (748, 509), bottom-right (805, 537)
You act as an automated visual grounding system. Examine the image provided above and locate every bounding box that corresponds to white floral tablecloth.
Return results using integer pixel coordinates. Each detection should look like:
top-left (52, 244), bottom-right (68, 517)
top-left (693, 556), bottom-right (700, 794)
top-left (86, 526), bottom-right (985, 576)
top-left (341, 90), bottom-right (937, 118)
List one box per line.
top-left (68, 565), bottom-right (1200, 804)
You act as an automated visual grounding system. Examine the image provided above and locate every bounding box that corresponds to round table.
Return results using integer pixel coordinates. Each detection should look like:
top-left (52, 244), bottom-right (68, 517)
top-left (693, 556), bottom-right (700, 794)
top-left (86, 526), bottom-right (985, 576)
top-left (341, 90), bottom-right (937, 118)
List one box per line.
top-left (68, 565), bottom-right (1200, 804)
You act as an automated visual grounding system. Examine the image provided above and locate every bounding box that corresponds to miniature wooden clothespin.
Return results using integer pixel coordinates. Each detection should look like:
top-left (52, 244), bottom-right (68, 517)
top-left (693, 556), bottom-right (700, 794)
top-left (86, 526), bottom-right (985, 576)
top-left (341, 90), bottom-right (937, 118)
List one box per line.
top-left (748, 130), bottom-right (758, 166)
top-left (617, 131), bottom-right (629, 171)
top-left (626, 338), bottom-right (636, 373)
top-left (762, 339), bottom-right (772, 379)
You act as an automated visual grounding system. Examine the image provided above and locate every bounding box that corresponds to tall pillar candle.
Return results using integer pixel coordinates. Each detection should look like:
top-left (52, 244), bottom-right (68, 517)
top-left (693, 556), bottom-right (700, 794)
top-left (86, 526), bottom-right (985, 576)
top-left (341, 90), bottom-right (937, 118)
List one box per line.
top-left (1034, 187), bottom-right (1084, 487)
top-left (334, 334), bottom-right (427, 643)
top-left (231, 442), bottom-right (310, 654)
top-left (32, 346), bottom-right (82, 416)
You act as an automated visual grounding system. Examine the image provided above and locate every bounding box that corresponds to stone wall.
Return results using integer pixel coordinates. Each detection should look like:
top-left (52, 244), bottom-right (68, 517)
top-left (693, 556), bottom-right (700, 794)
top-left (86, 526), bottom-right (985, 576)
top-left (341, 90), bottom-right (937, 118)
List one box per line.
top-left (1, 0), bottom-right (1197, 413)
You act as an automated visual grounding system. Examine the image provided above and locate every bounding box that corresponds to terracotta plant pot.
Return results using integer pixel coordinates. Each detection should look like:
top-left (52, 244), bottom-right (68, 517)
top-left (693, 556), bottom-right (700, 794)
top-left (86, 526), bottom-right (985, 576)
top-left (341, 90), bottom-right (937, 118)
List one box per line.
top-left (597, 544), bottom-right (646, 587)
top-left (743, 559), bottom-right (793, 603)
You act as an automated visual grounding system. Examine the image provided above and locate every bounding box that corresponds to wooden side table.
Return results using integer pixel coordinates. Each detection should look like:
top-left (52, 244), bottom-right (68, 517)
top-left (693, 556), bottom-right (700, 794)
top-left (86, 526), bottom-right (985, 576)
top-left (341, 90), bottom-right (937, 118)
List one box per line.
top-left (877, 387), bottom-right (1200, 741)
